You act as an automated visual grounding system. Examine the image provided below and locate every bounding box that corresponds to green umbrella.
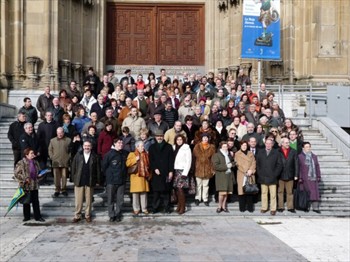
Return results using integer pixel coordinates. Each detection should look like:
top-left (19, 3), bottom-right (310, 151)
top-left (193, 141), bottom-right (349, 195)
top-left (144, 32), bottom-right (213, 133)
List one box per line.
top-left (4, 187), bottom-right (26, 217)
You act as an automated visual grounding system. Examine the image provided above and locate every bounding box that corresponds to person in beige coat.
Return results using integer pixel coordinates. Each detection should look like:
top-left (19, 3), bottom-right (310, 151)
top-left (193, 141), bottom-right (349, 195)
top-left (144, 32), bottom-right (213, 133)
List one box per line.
top-left (48, 127), bottom-right (71, 197)
top-left (126, 141), bottom-right (150, 215)
top-left (235, 140), bottom-right (256, 212)
top-left (122, 107), bottom-right (146, 140)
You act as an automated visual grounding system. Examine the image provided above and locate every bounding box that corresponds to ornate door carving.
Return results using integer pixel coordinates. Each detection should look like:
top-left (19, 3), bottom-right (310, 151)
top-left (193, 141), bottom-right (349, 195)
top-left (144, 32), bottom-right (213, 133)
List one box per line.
top-left (107, 4), bottom-right (204, 66)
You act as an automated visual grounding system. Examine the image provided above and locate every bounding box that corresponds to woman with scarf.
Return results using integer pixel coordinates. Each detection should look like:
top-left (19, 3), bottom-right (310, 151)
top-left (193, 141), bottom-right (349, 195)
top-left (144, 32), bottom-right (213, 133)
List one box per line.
top-left (298, 142), bottom-right (322, 213)
top-left (14, 148), bottom-right (45, 222)
top-left (126, 141), bottom-right (151, 216)
top-left (212, 141), bottom-right (235, 213)
top-left (172, 134), bottom-right (192, 215)
top-left (235, 141), bottom-right (256, 212)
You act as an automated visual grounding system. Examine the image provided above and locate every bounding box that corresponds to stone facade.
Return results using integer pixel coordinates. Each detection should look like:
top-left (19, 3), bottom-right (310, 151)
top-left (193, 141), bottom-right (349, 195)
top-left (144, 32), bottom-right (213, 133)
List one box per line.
top-left (0, 0), bottom-right (349, 103)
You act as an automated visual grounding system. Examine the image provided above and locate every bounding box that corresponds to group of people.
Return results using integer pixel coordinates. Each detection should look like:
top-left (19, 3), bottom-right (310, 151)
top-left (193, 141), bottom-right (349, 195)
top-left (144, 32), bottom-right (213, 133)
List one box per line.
top-left (9, 67), bottom-right (322, 223)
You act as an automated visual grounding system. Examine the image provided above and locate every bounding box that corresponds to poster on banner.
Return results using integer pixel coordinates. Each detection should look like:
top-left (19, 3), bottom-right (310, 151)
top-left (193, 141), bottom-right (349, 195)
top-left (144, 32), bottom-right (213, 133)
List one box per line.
top-left (241, 0), bottom-right (281, 60)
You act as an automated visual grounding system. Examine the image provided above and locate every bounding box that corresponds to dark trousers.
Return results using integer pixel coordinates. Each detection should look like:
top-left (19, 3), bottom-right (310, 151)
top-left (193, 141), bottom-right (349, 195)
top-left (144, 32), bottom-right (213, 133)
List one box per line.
top-left (238, 194), bottom-right (254, 212)
top-left (106, 184), bottom-right (125, 218)
top-left (13, 149), bottom-right (21, 168)
top-left (152, 191), bottom-right (170, 211)
top-left (23, 190), bottom-right (41, 220)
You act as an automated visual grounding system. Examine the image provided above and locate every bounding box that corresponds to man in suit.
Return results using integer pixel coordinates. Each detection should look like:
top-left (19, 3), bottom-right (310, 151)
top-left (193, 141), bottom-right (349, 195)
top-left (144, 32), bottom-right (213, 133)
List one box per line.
top-left (277, 137), bottom-right (299, 213)
top-left (256, 138), bottom-right (283, 215)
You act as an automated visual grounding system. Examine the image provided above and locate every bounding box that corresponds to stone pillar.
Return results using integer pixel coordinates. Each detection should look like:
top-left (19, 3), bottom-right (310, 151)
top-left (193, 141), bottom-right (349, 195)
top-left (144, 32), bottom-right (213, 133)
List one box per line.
top-left (228, 65), bottom-right (239, 81)
top-left (218, 67), bottom-right (228, 81)
top-left (24, 56), bottom-right (41, 88)
top-left (59, 59), bottom-right (71, 89)
top-left (12, 0), bottom-right (24, 89)
top-left (83, 65), bottom-right (92, 79)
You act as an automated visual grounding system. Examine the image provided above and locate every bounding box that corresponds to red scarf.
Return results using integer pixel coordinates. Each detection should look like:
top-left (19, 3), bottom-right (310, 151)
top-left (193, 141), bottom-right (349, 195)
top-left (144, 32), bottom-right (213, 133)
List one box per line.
top-left (281, 147), bottom-right (290, 159)
top-left (135, 150), bottom-right (150, 178)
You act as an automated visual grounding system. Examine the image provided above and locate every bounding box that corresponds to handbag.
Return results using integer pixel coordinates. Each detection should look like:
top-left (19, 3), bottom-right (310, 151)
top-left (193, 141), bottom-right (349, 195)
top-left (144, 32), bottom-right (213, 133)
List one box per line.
top-left (19, 190), bottom-right (31, 204)
top-left (294, 184), bottom-right (310, 211)
top-left (127, 164), bottom-right (138, 175)
top-left (243, 176), bottom-right (259, 194)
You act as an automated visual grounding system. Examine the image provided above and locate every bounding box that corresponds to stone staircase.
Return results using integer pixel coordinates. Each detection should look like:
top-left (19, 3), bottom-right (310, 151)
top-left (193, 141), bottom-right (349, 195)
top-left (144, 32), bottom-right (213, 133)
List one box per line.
top-left (0, 117), bottom-right (349, 219)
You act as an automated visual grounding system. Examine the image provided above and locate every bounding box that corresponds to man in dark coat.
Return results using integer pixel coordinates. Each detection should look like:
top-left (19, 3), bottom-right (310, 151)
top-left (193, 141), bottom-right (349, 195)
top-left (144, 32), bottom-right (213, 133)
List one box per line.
top-left (256, 138), bottom-right (283, 215)
top-left (277, 138), bottom-right (299, 213)
top-left (18, 97), bottom-right (38, 125)
top-left (8, 112), bottom-right (27, 168)
top-left (102, 137), bottom-right (129, 222)
top-left (120, 69), bottom-right (135, 85)
top-left (36, 86), bottom-right (54, 120)
top-left (19, 123), bottom-right (41, 161)
top-left (71, 140), bottom-right (101, 223)
top-left (148, 129), bottom-right (175, 213)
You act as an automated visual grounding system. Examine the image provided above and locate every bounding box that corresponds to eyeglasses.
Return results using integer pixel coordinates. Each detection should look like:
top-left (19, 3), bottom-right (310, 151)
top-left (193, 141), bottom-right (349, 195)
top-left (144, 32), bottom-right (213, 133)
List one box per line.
top-left (271, 130), bottom-right (278, 133)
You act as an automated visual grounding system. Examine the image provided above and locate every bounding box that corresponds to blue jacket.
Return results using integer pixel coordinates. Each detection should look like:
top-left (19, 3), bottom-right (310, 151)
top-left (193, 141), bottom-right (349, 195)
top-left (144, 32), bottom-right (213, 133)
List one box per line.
top-left (102, 148), bottom-right (129, 185)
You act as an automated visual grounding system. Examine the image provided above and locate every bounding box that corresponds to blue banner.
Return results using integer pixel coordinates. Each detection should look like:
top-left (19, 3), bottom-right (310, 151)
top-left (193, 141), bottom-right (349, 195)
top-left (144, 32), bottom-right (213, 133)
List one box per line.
top-left (241, 0), bottom-right (281, 60)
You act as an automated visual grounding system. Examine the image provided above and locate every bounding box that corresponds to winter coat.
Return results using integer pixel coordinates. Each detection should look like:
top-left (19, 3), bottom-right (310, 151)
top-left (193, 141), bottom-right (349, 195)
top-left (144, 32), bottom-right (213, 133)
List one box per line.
top-left (18, 105), bottom-right (38, 125)
top-left (71, 151), bottom-right (101, 187)
top-left (164, 128), bottom-right (187, 146)
top-left (235, 150), bottom-right (256, 195)
top-left (72, 116), bottom-right (91, 133)
top-left (193, 143), bottom-right (216, 179)
top-left (8, 120), bottom-right (26, 150)
top-left (37, 120), bottom-right (59, 154)
top-left (279, 148), bottom-right (299, 181)
top-left (102, 148), bottom-right (129, 185)
top-left (173, 144), bottom-right (192, 177)
top-left (14, 157), bottom-right (41, 191)
top-left (194, 127), bottom-right (217, 145)
top-left (121, 134), bottom-right (135, 152)
top-left (149, 141), bottom-right (174, 192)
top-left (126, 152), bottom-right (150, 193)
top-left (298, 152), bottom-right (321, 201)
top-left (19, 132), bottom-right (40, 157)
top-left (97, 130), bottom-right (116, 159)
top-left (80, 95), bottom-right (97, 115)
top-left (122, 111), bottom-right (146, 140)
top-left (212, 150), bottom-right (234, 192)
top-left (256, 148), bottom-right (283, 185)
top-left (48, 136), bottom-right (71, 168)
top-left (226, 123), bottom-right (247, 141)
top-left (36, 93), bottom-right (54, 120)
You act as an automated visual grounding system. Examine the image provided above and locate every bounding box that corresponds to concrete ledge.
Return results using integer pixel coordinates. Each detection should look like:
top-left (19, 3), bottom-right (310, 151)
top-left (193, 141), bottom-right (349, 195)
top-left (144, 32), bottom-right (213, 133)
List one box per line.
top-left (0, 103), bottom-right (16, 119)
top-left (312, 117), bottom-right (350, 159)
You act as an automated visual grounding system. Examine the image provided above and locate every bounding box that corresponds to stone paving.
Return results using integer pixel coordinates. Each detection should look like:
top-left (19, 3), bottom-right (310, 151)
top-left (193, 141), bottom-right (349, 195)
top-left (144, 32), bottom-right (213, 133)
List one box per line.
top-left (1, 216), bottom-right (349, 262)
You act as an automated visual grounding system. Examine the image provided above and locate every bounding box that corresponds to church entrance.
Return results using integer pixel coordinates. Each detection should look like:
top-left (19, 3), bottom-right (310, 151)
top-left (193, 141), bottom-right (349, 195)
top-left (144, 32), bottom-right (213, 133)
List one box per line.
top-left (106, 3), bottom-right (205, 66)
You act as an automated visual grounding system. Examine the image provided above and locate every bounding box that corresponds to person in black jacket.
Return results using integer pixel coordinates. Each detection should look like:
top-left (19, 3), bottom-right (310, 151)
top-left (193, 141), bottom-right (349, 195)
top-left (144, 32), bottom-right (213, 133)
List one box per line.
top-left (256, 138), bottom-right (283, 215)
top-left (8, 112), bottom-right (27, 168)
top-left (71, 140), bottom-right (101, 223)
top-left (18, 97), bottom-right (38, 125)
top-left (102, 137), bottom-right (129, 222)
top-left (277, 138), bottom-right (299, 213)
top-left (36, 86), bottom-right (54, 120)
top-left (19, 123), bottom-right (40, 159)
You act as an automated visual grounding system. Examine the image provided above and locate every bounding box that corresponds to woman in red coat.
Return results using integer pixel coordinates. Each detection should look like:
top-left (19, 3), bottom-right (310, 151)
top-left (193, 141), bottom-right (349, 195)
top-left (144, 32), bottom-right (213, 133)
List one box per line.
top-left (97, 120), bottom-right (116, 159)
top-left (298, 142), bottom-right (322, 213)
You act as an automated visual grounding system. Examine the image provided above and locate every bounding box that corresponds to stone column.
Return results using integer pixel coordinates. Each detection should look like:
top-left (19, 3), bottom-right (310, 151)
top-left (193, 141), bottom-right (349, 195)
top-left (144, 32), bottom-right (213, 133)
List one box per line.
top-left (228, 65), bottom-right (239, 81)
top-left (59, 59), bottom-right (71, 89)
top-left (71, 62), bottom-right (82, 87)
top-left (12, 0), bottom-right (24, 89)
top-left (24, 56), bottom-right (41, 88)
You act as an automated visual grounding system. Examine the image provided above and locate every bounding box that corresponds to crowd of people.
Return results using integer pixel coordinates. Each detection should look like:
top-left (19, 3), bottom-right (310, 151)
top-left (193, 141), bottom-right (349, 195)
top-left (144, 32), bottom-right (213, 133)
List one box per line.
top-left (8, 67), bottom-right (322, 223)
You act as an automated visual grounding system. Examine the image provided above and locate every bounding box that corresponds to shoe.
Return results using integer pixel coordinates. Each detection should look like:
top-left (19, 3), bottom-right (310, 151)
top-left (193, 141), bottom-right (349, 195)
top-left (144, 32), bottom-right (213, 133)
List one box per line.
top-left (223, 208), bottom-right (229, 213)
top-left (164, 207), bottom-right (172, 214)
top-left (288, 209), bottom-right (296, 213)
top-left (86, 217), bottom-right (92, 223)
top-left (52, 192), bottom-right (60, 198)
top-left (23, 218), bottom-right (30, 222)
top-left (204, 201), bottom-right (209, 207)
top-left (216, 208), bottom-right (223, 213)
top-left (260, 209), bottom-right (268, 213)
top-left (115, 216), bottom-right (121, 222)
top-left (132, 211), bottom-right (140, 217)
top-left (277, 208), bottom-right (285, 213)
top-left (35, 217), bottom-right (45, 222)
top-left (270, 211), bottom-right (276, 216)
top-left (248, 209), bottom-right (254, 213)
top-left (151, 209), bottom-right (158, 214)
top-left (313, 210), bottom-right (321, 214)
top-left (61, 191), bottom-right (68, 197)
top-left (194, 200), bottom-right (200, 206)
top-left (72, 218), bottom-right (81, 223)
top-left (109, 217), bottom-right (116, 222)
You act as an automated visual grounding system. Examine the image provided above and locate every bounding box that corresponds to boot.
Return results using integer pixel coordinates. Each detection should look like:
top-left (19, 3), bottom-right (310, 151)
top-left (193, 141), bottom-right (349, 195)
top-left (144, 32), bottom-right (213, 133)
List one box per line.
top-left (246, 195), bottom-right (254, 213)
top-left (177, 189), bottom-right (186, 215)
top-left (238, 195), bottom-right (246, 212)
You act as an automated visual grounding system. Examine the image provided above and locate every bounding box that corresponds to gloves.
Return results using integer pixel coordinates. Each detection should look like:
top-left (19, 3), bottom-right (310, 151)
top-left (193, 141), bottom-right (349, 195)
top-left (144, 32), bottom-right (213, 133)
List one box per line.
top-left (227, 163), bottom-right (232, 169)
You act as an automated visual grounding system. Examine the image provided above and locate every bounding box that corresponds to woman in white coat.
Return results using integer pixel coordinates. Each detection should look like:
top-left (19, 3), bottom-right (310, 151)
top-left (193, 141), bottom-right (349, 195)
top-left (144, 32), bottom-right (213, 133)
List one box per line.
top-left (173, 134), bottom-right (192, 214)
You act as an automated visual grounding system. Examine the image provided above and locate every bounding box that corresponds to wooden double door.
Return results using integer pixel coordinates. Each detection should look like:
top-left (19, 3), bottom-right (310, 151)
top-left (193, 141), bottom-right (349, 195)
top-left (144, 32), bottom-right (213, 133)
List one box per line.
top-left (106, 3), bottom-right (205, 66)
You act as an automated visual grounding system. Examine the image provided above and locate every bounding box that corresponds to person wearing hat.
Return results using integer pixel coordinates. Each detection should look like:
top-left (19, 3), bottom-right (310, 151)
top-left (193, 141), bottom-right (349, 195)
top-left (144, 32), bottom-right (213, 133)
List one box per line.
top-left (147, 111), bottom-right (169, 137)
top-left (148, 129), bottom-right (175, 214)
top-left (107, 69), bottom-right (119, 87)
top-left (193, 133), bottom-right (216, 206)
top-left (120, 69), bottom-right (135, 85)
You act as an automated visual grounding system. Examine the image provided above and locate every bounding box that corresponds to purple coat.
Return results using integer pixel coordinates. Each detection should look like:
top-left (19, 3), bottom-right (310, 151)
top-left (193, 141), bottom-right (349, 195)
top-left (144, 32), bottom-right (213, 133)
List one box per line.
top-left (298, 152), bottom-right (321, 201)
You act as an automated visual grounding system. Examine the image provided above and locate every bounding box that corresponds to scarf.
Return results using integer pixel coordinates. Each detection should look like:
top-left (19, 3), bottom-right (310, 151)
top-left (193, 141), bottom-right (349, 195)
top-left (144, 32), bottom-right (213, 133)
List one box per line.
top-left (28, 159), bottom-right (37, 180)
top-left (63, 123), bottom-right (69, 134)
top-left (241, 149), bottom-right (248, 155)
top-left (135, 150), bottom-right (150, 178)
top-left (305, 152), bottom-right (316, 181)
top-left (220, 149), bottom-right (231, 174)
top-left (201, 141), bottom-right (209, 150)
top-left (174, 143), bottom-right (183, 159)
